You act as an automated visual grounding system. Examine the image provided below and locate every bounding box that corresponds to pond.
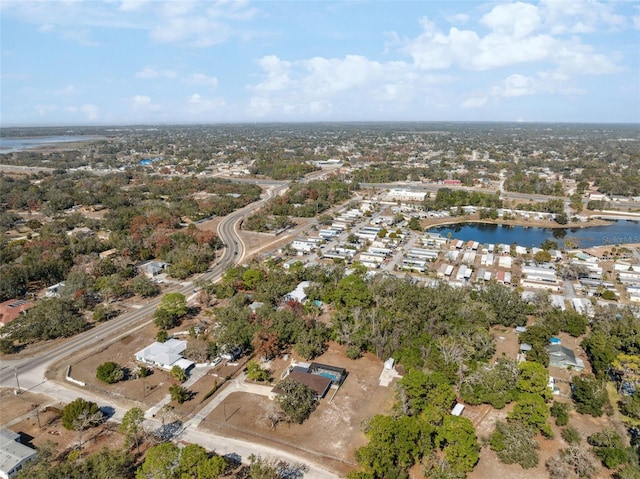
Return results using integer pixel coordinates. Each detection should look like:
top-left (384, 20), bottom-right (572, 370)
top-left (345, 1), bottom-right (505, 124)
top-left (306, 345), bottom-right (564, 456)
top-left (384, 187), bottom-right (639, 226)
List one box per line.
top-left (427, 220), bottom-right (640, 249)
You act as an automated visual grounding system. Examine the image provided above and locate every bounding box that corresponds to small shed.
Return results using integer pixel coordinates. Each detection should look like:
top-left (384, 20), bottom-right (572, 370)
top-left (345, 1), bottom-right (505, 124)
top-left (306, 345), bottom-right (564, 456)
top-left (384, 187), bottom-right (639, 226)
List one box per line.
top-left (451, 403), bottom-right (465, 416)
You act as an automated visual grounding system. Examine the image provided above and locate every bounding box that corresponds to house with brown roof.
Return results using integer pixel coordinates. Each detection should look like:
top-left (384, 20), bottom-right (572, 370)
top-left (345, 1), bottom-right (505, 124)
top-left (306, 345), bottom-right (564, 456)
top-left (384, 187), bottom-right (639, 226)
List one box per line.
top-left (0, 300), bottom-right (32, 328)
top-left (271, 361), bottom-right (347, 400)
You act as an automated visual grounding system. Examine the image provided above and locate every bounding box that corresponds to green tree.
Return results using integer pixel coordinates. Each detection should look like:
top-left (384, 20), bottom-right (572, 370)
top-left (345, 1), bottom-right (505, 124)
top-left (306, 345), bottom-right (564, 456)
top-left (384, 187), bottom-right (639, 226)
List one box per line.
top-left (120, 407), bottom-right (145, 452)
top-left (533, 250), bottom-right (552, 263)
top-left (355, 415), bottom-right (432, 478)
top-left (156, 329), bottom-right (169, 342)
top-left (154, 292), bottom-right (187, 329)
top-left (92, 304), bottom-right (116, 322)
top-left (490, 420), bottom-right (539, 469)
top-left (178, 444), bottom-right (227, 479)
top-left (516, 361), bottom-right (551, 401)
top-left (550, 401), bottom-right (570, 426)
top-left (436, 415), bottom-right (479, 473)
top-left (96, 361), bottom-right (125, 384)
top-left (247, 454), bottom-right (280, 479)
top-left (555, 212), bottom-right (569, 225)
top-left (408, 217), bottom-right (422, 231)
top-left (275, 378), bottom-right (317, 424)
top-left (246, 361), bottom-right (270, 382)
top-left (561, 426), bottom-right (581, 445)
top-left (16, 447), bottom-right (135, 479)
top-left (170, 365), bottom-right (187, 383)
top-left (131, 275), bottom-right (160, 297)
top-left (572, 374), bottom-right (608, 417)
top-left (478, 282), bottom-right (527, 327)
top-left (169, 384), bottom-right (190, 404)
top-left (330, 274), bottom-right (372, 309)
top-left (242, 268), bottom-right (264, 290)
top-left (136, 442), bottom-right (180, 479)
top-left (62, 398), bottom-right (103, 430)
top-left (399, 370), bottom-right (455, 416)
top-left (509, 393), bottom-right (553, 437)
top-left (4, 297), bottom-right (87, 343)
top-left (459, 358), bottom-right (519, 409)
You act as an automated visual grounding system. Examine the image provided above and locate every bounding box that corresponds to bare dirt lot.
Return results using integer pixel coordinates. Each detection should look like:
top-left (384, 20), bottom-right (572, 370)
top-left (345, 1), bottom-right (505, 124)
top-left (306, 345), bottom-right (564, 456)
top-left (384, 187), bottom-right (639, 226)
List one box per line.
top-left (3, 401), bottom-right (128, 464)
top-left (200, 343), bottom-right (397, 477)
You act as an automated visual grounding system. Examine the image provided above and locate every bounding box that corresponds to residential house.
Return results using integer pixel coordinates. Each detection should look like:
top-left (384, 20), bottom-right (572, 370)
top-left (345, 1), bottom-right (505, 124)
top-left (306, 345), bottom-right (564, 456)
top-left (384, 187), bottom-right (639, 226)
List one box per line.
top-left (546, 344), bottom-right (585, 370)
top-left (136, 260), bottom-right (168, 279)
top-left (0, 300), bottom-right (32, 328)
top-left (285, 281), bottom-right (310, 303)
top-left (0, 429), bottom-right (37, 479)
top-left (134, 339), bottom-right (194, 372)
top-left (272, 361), bottom-right (347, 400)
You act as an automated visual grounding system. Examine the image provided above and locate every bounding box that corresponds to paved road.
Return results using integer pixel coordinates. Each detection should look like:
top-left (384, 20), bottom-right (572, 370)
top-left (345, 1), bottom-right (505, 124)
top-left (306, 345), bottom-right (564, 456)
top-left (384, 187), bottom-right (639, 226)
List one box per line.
top-left (0, 181), bottom-right (347, 476)
top-left (0, 183), bottom-right (288, 392)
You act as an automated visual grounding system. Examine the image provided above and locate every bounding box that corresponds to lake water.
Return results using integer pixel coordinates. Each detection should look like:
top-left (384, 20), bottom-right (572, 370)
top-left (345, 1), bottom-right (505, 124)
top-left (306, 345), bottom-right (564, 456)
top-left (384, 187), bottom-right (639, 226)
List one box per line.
top-left (0, 136), bottom-right (101, 153)
top-left (428, 220), bottom-right (640, 249)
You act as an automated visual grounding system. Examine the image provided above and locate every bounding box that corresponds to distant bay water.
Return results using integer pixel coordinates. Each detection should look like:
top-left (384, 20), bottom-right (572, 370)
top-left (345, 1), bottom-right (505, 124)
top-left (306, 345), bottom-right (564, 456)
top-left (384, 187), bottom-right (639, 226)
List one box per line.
top-left (0, 136), bottom-right (101, 153)
top-left (428, 220), bottom-right (640, 249)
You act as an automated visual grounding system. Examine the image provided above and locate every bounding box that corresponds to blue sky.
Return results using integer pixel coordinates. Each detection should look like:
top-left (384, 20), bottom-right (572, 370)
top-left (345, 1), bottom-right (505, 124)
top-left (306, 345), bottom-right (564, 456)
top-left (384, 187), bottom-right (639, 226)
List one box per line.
top-left (1, 0), bottom-right (639, 125)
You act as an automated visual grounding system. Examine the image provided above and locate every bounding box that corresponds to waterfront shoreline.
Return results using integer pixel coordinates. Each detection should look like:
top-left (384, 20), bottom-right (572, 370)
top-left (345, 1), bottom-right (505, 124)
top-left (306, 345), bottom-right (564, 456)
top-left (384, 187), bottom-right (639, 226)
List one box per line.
top-left (423, 214), bottom-right (639, 249)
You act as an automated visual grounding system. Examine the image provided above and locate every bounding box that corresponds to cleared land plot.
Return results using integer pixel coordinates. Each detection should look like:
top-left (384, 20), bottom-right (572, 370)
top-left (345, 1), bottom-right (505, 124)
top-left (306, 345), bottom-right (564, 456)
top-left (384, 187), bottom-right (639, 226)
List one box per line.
top-left (200, 344), bottom-right (397, 477)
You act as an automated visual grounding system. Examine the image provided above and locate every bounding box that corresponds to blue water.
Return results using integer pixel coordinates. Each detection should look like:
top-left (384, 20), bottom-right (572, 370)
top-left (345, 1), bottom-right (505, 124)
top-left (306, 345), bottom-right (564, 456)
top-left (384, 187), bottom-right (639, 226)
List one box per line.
top-left (318, 372), bottom-right (338, 382)
top-left (428, 220), bottom-right (640, 249)
top-left (0, 136), bottom-right (101, 153)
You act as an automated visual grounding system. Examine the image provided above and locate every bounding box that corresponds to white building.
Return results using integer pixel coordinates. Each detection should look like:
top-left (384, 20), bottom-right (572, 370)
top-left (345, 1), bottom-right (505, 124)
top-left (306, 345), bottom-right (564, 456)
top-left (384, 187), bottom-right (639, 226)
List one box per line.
top-left (134, 339), bottom-right (194, 371)
top-left (387, 189), bottom-right (427, 202)
top-left (0, 430), bottom-right (37, 479)
top-left (285, 281), bottom-right (311, 303)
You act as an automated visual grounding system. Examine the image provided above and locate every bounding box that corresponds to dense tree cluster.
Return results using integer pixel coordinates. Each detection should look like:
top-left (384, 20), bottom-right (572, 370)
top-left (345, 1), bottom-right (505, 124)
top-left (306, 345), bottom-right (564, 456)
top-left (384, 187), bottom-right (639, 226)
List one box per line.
top-left (245, 179), bottom-right (354, 232)
top-left (423, 188), bottom-right (502, 211)
top-left (350, 369), bottom-right (478, 478)
top-left (581, 306), bottom-right (640, 377)
top-left (505, 170), bottom-right (564, 196)
top-left (3, 298), bottom-right (88, 344)
top-left (16, 447), bottom-right (135, 479)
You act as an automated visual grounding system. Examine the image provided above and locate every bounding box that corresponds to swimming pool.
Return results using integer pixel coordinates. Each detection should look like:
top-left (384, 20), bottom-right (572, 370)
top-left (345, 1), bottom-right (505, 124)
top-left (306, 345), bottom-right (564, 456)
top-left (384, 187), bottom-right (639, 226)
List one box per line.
top-left (318, 371), bottom-right (338, 382)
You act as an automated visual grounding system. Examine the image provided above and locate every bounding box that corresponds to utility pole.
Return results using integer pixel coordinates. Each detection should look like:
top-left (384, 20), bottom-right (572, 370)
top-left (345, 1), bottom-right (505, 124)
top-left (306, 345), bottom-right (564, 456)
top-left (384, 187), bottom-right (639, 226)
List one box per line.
top-left (14, 367), bottom-right (21, 394)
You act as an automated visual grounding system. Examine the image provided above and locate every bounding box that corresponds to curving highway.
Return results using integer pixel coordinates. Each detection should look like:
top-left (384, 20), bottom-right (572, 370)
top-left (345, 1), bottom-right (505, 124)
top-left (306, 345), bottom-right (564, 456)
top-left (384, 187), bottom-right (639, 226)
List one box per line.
top-left (0, 183), bottom-right (287, 391)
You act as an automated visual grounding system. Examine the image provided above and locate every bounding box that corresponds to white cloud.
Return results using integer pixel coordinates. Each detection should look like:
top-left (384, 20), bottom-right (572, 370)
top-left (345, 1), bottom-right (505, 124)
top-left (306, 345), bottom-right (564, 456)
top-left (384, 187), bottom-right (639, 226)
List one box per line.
top-left (186, 73), bottom-right (219, 88)
top-left (135, 67), bottom-right (177, 79)
top-left (35, 104), bottom-right (57, 116)
top-left (552, 42), bottom-right (620, 75)
top-left (539, 0), bottom-right (627, 34)
top-left (480, 2), bottom-right (541, 38)
top-left (118, 0), bottom-right (148, 12)
top-left (402, 3), bottom-right (623, 75)
top-left (80, 103), bottom-right (99, 120)
top-left (149, 16), bottom-right (231, 47)
top-left (446, 13), bottom-right (469, 25)
top-left (148, 1), bottom-right (257, 47)
top-left (131, 95), bottom-right (161, 111)
top-left (247, 53), bottom-right (451, 119)
top-left (461, 96), bottom-right (488, 108)
top-left (252, 55), bottom-right (292, 92)
top-left (54, 84), bottom-right (78, 95)
top-left (491, 74), bottom-right (539, 97)
top-left (247, 97), bottom-right (273, 117)
top-left (186, 93), bottom-right (226, 114)
top-left (61, 28), bottom-right (98, 46)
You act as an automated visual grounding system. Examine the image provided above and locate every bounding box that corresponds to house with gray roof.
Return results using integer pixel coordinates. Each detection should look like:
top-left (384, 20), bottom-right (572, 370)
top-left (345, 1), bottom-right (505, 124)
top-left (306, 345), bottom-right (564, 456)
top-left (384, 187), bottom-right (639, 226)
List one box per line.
top-left (0, 429), bottom-right (37, 479)
top-left (546, 344), bottom-right (585, 371)
top-left (134, 338), bottom-right (194, 372)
